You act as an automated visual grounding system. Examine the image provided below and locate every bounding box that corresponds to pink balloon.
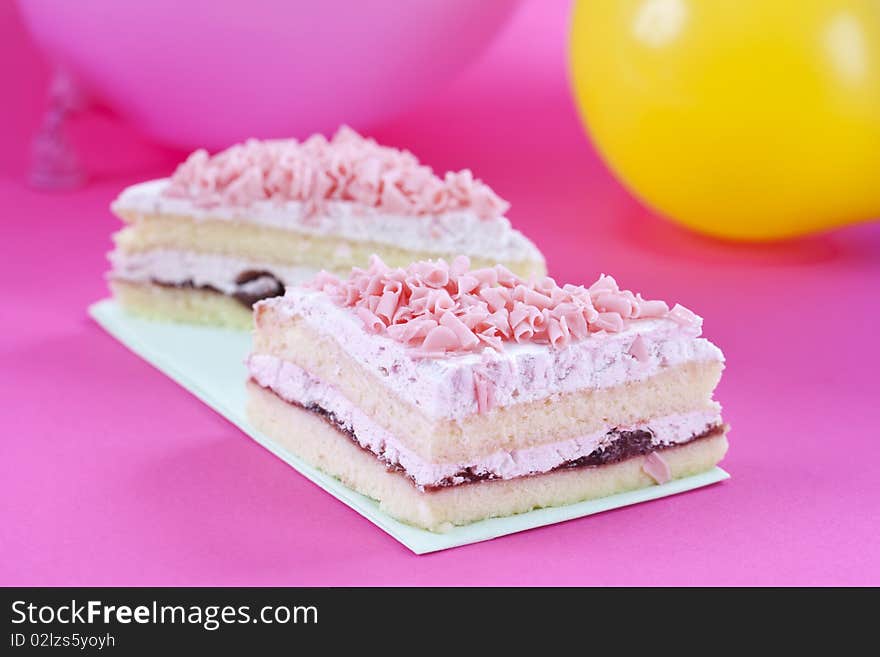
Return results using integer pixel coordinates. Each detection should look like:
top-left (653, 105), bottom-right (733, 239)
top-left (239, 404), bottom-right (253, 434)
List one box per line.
top-left (18, 0), bottom-right (518, 150)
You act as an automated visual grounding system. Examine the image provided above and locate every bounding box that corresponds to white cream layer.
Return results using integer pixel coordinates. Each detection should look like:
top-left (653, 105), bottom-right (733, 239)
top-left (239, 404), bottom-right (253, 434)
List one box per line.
top-left (263, 288), bottom-right (725, 421)
top-left (109, 249), bottom-right (317, 294)
top-left (249, 354), bottom-right (722, 489)
top-left (113, 179), bottom-right (545, 266)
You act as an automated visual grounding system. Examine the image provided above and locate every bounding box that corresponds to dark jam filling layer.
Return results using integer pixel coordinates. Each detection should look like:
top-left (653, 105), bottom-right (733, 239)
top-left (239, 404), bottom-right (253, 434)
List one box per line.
top-left (153, 269), bottom-right (284, 308)
top-left (294, 396), bottom-right (721, 491)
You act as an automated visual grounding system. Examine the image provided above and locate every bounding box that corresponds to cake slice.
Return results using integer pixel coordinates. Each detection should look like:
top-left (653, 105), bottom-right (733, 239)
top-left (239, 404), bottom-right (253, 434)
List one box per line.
top-left (246, 256), bottom-right (728, 532)
top-left (108, 127), bottom-right (545, 328)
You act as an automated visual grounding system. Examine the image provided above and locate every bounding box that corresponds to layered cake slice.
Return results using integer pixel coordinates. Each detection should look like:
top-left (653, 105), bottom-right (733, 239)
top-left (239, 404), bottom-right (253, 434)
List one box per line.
top-left (108, 127), bottom-right (545, 328)
top-left (246, 256), bottom-right (728, 532)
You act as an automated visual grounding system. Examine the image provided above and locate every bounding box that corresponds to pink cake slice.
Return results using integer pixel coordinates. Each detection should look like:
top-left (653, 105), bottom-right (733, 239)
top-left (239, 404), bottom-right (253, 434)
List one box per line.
top-left (246, 256), bottom-right (728, 531)
top-left (107, 127), bottom-right (545, 328)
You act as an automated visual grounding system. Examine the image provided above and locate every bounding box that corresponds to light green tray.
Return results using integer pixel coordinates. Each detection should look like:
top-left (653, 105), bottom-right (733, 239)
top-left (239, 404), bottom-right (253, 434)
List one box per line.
top-left (89, 299), bottom-right (729, 554)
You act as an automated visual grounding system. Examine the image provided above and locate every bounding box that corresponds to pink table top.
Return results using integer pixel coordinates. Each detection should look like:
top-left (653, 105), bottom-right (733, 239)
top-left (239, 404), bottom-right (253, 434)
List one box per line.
top-left (3, 1), bottom-right (878, 585)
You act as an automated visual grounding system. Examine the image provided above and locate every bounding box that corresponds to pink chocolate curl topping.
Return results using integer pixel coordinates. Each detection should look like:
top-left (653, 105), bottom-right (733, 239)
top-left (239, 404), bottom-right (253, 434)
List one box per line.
top-left (164, 126), bottom-right (508, 220)
top-left (306, 256), bottom-right (701, 356)
top-left (642, 452), bottom-right (672, 485)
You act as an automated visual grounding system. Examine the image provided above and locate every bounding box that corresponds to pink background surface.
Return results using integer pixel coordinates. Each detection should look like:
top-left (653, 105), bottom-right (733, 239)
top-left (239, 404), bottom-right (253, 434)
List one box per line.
top-left (2, 1), bottom-right (878, 585)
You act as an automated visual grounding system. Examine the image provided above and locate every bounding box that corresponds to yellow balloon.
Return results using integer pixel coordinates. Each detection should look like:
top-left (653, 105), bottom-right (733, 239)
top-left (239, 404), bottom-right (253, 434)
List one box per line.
top-left (569, 0), bottom-right (880, 240)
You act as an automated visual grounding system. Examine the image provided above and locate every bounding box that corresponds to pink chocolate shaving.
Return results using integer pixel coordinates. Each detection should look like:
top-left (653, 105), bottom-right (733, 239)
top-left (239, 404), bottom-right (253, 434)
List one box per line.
top-left (473, 372), bottom-right (496, 414)
top-left (642, 452), bottom-right (671, 484)
top-left (306, 255), bottom-right (702, 356)
top-left (628, 335), bottom-right (650, 362)
top-left (164, 126), bottom-right (509, 220)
